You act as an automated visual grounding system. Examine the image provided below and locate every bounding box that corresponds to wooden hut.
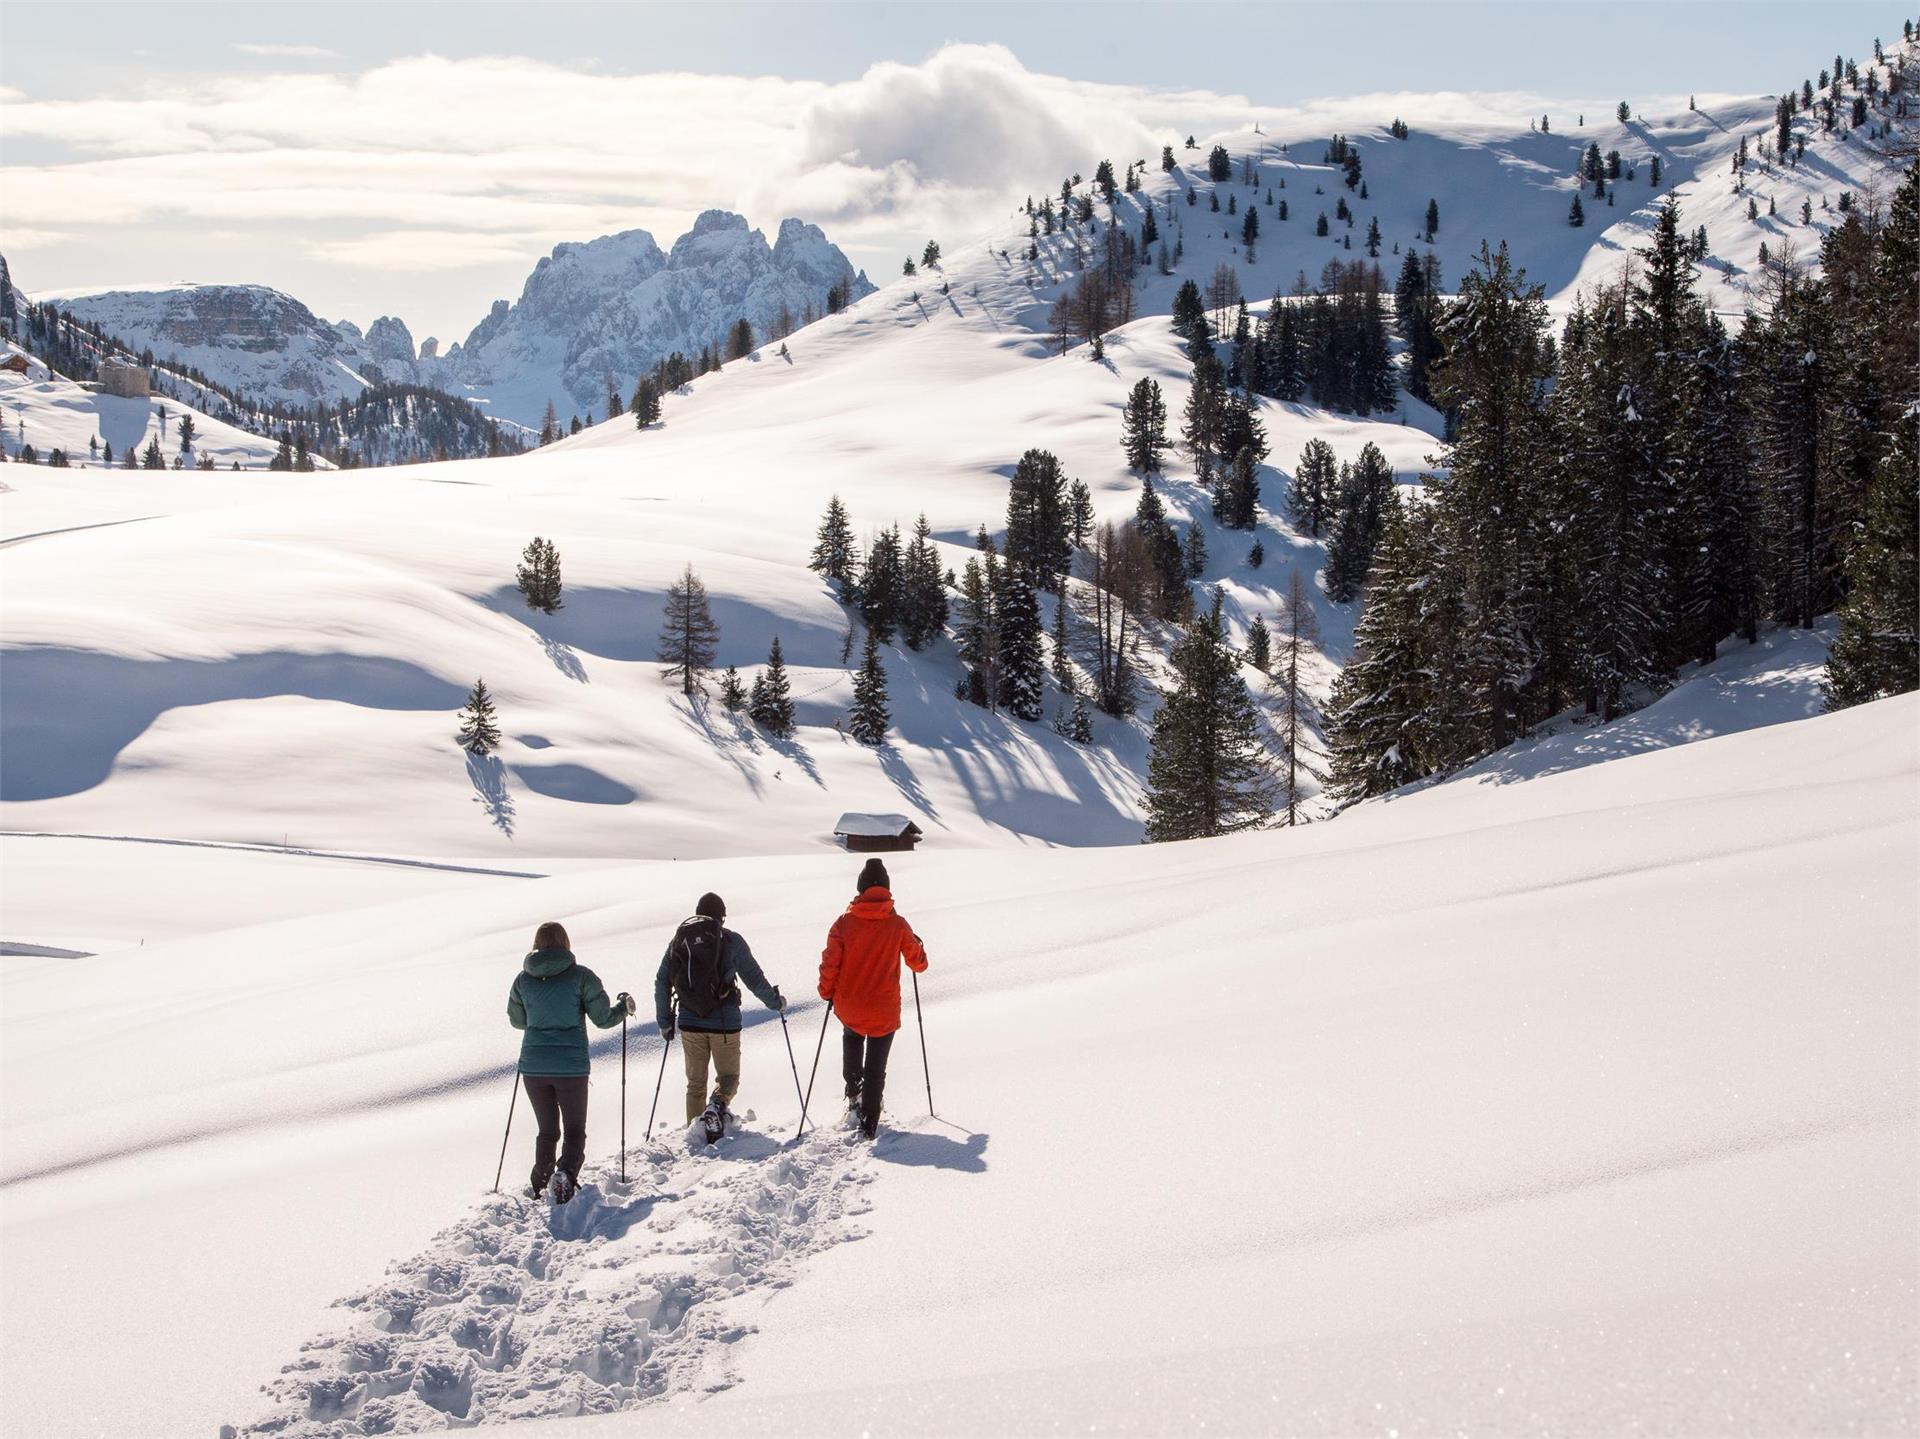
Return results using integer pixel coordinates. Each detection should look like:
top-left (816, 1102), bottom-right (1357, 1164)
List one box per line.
top-left (833, 812), bottom-right (923, 852)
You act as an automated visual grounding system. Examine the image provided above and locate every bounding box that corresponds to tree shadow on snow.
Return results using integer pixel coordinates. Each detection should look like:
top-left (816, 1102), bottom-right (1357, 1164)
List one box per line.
top-left (467, 753), bottom-right (516, 837)
top-left (540, 634), bottom-right (587, 683)
top-left (874, 1127), bottom-right (988, 1174)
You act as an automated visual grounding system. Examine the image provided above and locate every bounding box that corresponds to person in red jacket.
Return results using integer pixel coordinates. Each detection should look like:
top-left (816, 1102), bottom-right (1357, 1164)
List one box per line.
top-left (819, 857), bottom-right (927, 1139)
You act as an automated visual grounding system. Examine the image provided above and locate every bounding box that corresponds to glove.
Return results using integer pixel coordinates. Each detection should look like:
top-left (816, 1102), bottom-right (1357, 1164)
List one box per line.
top-left (617, 991), bottom-right (636, 1017)
top-left (770, 988), bottom-right (786, 1012)
top-left (661, 1023), bottom-right (675, 1042)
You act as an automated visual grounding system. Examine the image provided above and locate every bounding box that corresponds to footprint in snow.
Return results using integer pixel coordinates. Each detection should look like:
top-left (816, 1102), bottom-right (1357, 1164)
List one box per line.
top-left (224, 1118), bottom-right (874, 1436)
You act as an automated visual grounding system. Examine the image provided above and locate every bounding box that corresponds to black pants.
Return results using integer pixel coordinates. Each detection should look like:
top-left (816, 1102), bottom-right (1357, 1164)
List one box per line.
top-left (841, 1028), bottom-right (895, 1130)
top-left (522, 1074), bottom-right (589, 1188)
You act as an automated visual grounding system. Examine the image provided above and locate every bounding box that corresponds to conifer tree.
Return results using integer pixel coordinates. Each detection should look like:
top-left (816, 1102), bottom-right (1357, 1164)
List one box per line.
top-left (848, 627), bottom-right (891, 742)
top-left (658, 563), bottom-right (721, 696)
top-left (1569, 193), bottom-right (1586, 227)
top-left (631, 378), bottom-right (662, 427)
top-left (1425, 197), bottom-right (1440, 239)
top-left (143, 435), bottom-right (165, 469)
top-left (1005, 448), bottom-right (1072, 590)
top-left (1427, 242), bottom-right (1554, 751)
top-left (456, 677), bottom-right (502, 755)
top-left (750, 636), bottom-right (795, 736)
top-left (1824, 411), bottom-right (1919, 707)
top-left (856, 524), bottom-right (906, 642)
top-left (1121, 377), bottom-right (1169, 471)
top-left (1323, 500), bottom-right (1459, 802)
top-left (1183, 522), bottom-right (1208, 577)
top-left (516, 537), bottom-right (564, 614)
top-left (1245, 613), bottom-right (1271, 672)
top-left (955, 554), bottom-right (999, 708)
top-left (1143, 591), bottom-right (1275, 840)
top-left (996, 571), bottom-right (1046, 720)
top-left (1216, 445), bottom-right (1260, 529)
top-left (900, 513), bottom-right (950, 649)
top-left (1321, 444), bottom-right (1395, 600)
top-left (1050, 591), bottom-right (1073, 687)
top-left (720, 665), bottom-right (748, 713)
top-left (1136, 476), bottom-right (1188, 617)
top-left (1068, 478), bottom-right (1095, 548)
top-left (1270, 570), bottom-right (1323, 825)
top-left (809, 494), bottom-right (857, 590)
top-left (1067, 690), bottom-right (1095, 743)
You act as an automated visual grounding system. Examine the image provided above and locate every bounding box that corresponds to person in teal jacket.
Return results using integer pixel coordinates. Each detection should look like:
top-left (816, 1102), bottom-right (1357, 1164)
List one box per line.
top-left (508, 920), bottom-right (631, 1202)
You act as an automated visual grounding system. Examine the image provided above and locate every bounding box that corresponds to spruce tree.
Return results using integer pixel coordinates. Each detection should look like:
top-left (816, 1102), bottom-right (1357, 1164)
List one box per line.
top-left (848, 627), bottom-right (891, 743)
top-left (1183, 522), bottom-right (1208, 577)
top-left (996, 571), bottom-right (1046, 720)
top-left (631, 378), bottom-right (662, 427)
top-left (456, 677), bottom-right (502, 755)
top-left (1068, 479), bottom-right (1095, 548)
top-left (1824, 411), bottom-right (1919, 707)
top-left (658, 563), bottom-right (721, 696)
top-left (720, 665), bottom-right (748, 713)
top-left (1217, 445), bottom-right (1260, 530)
top-left (516, 537), bottom-right (564, 613)
top-left (1121, 377), bottom-right (1169, 472)
top-left (1005, 448), bottom-right (1072, 590)
top-left (809, 494), bottom-right (857, 590)
top-left (1068, 691), bottom-right (1095, 744)
top-left (750, 636), bottom-right (795, 736)
top-left (1142, 591), bottom-right (1275, 840)
top-left (857, 524), bottom-right (905, 642)
top-left (1322, 444), bottom-right (1394, 601)
top-left (900, 513), bottom-right (949, 649)
top-left (1245, 613), bottom-right (1271, 672)
top-left (955, 554), bottom-right (999, 708)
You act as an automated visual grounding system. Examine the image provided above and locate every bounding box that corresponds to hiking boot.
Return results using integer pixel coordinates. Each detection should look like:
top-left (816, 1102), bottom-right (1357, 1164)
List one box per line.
top-left (550, 1169), bottom-right (578, 1205)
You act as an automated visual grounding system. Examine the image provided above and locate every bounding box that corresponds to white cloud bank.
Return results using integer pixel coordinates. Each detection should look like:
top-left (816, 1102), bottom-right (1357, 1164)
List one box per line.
top-left (0, 43), bottom-right (1567, 333)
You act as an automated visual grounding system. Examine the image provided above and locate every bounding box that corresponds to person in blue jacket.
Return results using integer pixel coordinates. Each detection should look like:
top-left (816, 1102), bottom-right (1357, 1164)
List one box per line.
top-left (508, 920), bottom-right (631, 1202)
top-left (655, 892), bottom-right (784, 1125)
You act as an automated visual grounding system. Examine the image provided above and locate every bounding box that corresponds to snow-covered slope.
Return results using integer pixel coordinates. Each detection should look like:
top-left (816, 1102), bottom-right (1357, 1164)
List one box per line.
top-left (0, 682), bottom-right (1910, 1437)
top-left (3, 75), bottom-right (1901, 860)
top-left (0, 341), bottom-right (296, 471)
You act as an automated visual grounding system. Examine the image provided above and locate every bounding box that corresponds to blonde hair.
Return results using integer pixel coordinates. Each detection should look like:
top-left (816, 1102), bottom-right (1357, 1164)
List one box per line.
top-left (533, 921), bottom-right (570, 951)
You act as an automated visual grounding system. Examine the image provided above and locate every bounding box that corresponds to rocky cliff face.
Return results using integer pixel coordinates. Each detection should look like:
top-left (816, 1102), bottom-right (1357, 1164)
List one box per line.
top-left (50, 211), bottom-right (871, 428)
top-left (428, 211), bottom-right (872, 425)
top-left (59, 285), bottom-right (378, 408)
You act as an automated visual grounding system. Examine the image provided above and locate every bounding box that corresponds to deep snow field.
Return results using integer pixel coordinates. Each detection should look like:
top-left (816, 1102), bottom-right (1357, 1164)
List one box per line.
top-left (3, 95), bottom-right (1916, 1438)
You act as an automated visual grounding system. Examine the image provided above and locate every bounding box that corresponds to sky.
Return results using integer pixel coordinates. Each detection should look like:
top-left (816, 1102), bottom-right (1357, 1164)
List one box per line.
top-left (0, 0), bottom-right (1900, 343)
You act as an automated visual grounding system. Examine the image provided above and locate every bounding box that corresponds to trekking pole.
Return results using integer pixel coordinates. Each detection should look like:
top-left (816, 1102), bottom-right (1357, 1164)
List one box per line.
top-left (778, 1006), bottom-right (806, 1130)
top-left (646, 1002), bottom-right (677, 1140)
top-left (620, 1010), bottom-right (629, 1183)
top-left (796, 998), bottom-right (835, 1139)
top-left (491, 1067), bottom-right (519, 1193)
top-left (911, 970), bottom-right (935, 1118)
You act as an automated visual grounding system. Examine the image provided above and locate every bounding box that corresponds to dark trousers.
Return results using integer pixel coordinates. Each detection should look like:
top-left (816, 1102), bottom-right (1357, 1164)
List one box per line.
top-left (841, 1028), bottom-right (895, 1129)
top-left (522, 1073), bottom-right (589, 1188)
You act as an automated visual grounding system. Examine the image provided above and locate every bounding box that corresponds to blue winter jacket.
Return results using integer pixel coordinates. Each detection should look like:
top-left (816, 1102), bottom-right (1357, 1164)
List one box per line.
top-left (508, 947), bottom-right (624, 1076)
top-left (655, 927), bottom-right (782, 1033)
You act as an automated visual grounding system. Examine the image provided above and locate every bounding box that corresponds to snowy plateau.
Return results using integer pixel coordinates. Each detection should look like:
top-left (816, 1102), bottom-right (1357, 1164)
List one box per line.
top-left (1, 37), bottom-right (1916, 1439)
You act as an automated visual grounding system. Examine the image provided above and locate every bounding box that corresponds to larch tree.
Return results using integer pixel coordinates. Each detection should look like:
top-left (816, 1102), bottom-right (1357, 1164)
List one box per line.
top-left (657, 563), bottom-right (721, 696)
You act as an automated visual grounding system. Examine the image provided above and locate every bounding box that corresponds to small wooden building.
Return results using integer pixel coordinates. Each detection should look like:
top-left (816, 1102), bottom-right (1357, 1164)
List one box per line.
top-left (1, 354), bottom-right (29, 375)
top-left (834, 812), bottom-right (923, 852)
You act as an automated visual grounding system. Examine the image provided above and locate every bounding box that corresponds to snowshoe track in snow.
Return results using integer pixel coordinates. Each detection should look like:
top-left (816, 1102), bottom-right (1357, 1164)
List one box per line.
top-left (229, 1120), bottom-right (871, 1434)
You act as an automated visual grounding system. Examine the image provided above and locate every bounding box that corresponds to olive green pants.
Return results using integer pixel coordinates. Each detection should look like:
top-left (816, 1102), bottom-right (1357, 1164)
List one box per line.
top-left (680, 1029), bottom-right (741, 1121)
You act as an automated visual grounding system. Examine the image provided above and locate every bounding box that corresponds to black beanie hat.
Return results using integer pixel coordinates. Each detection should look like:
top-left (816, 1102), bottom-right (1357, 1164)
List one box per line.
top-left (857, 857), bottom-right (890, 893)
top-left (696, 891), bottom-right (726, 919)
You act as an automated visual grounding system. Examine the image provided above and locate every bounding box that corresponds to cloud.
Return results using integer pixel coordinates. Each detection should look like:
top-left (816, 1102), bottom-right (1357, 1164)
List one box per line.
top-left (0, 42), bottom-right (1556, 334)
top-left (230, 43), bottom-right (339, 59)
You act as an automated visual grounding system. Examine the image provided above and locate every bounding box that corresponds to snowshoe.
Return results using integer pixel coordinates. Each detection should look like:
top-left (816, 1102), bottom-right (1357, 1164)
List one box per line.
top-left (549, 1169), bottom-right (578, 1205)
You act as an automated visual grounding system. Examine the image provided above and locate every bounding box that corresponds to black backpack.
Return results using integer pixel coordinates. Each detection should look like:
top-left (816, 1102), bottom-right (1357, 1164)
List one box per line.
top-left (669, 915), bottom-right (739, 1019)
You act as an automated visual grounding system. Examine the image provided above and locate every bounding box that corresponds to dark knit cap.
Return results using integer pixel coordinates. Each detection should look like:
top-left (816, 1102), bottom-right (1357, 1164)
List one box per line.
top-left (857, 858), bottom-right (890, 893)
top-left (695, 891), bottom-right (726, 919)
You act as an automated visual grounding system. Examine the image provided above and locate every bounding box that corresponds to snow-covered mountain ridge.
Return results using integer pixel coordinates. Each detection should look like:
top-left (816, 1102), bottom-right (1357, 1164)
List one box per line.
top-left (44, 211), bottom-right (873, 429)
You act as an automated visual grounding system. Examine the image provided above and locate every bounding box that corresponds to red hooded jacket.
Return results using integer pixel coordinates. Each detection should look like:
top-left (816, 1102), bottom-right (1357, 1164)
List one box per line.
top-left (819, 886), bottom-right (928, 1037)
